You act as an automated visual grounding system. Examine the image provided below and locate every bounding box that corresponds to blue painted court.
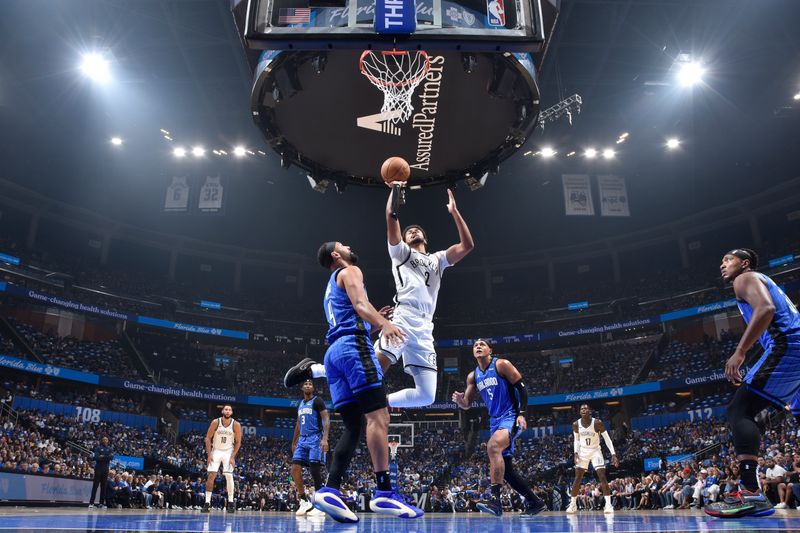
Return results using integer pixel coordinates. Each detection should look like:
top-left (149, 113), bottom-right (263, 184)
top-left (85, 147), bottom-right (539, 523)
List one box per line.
top-left (0, 509), bottom-right (797, 533)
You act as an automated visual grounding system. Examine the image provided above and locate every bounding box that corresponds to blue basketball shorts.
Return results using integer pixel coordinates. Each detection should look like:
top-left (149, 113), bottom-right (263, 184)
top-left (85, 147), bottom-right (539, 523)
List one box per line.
top-left (490, 413), bottom-right (521, 458)
top-left (324, 334), bottom-right (384, 409)
top-left (293, 435), bottom-right (324, 465)
top-left (743, 341), bottom-right (800, 413)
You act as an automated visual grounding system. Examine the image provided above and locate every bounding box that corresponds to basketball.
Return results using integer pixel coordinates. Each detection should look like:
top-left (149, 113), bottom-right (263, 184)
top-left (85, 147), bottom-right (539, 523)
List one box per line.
top-left (381, 157), bottom-right (411, 184)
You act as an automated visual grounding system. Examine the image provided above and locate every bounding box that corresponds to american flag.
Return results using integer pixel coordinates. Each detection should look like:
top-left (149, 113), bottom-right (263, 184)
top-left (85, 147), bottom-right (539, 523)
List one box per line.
top-left (278, 7), bottom-right (311, 24)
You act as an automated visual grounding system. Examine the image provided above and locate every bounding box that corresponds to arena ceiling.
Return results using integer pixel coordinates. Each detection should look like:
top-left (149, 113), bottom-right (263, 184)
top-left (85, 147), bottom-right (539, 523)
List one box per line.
top-left (0, 0), bottom-right (798, 261)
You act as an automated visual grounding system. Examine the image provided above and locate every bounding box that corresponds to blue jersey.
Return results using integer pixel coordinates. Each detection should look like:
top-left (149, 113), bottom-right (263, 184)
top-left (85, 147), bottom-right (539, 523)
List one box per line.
top-left (298, 396), bottom-right (325, 438)
top-left (324, 268), bottom-right (371, 344)
top-left (737, 273), bottom-right (800, 350)
top-left (474, 358), bottom-right (516, 421)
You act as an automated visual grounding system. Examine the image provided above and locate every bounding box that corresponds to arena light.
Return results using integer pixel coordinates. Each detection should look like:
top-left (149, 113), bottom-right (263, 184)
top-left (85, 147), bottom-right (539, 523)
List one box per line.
top-left (173, 147), bottom-right (187, 158)
top-left (540, 147), bottom-right (557, 158)
top-left (584, 148), bottom-right (597, 159)
top-left (666, 138), bottom-right (681, 150)
top-left (110, 137), bottom-right (123, 146)
top-left (602, 148), bottom-right (615, 159)
top-left (566, 151), bottom-right (576, 157)
top-left (677, 62), bottom-right (705, 87)
top-left (80, 53), bottom-right (111, 83)
top-left (192, 146), bottom-right (205, 157)
top-left (233, 146), bottom-right (247, 157)
top-left (794, 92), bottom-right (800, 101)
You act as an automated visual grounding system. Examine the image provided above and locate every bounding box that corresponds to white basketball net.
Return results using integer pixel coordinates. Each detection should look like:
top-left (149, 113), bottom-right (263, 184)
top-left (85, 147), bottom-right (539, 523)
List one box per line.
top-left (388, 441), bottom-right (401, 459)
top-left (360, 50), bottom-right (430, 124)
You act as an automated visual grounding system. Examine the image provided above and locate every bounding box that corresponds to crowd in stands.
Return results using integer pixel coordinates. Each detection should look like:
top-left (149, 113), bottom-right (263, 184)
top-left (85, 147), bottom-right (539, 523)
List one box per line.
top-left (647, 332), bottom-right (738, 382)
top-left (2, 234), bottom-right (798, 345)
top-left (554, 338), bottom-right (658, 393)
top-left (6, 318), bottom-right (141, 379)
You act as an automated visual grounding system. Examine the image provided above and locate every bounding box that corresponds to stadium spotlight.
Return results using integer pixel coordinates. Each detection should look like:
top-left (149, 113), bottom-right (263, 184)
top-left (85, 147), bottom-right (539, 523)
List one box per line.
top-left (233, 146), bottom-right (247, 157)
top-left (584, 148), bottom-right (598, 159)
top-left (192, 146), bottom-right (205, 157)
top-left (794, 92), bottom-right (800, 101)
top-left (602, 148), bottom-right (615, 159)
top-left (677, 62), bottom-right (705, 87)
top-left (110, 137), bottom-right (123, 146)
top-left (666, 138), bottom-right (681, 150)
top-left (173, 147), bottom-right (187, 158)
top-left (80, 53), bottom-right (111, 83)
top-left (541, 147), bottom-right (557, 158)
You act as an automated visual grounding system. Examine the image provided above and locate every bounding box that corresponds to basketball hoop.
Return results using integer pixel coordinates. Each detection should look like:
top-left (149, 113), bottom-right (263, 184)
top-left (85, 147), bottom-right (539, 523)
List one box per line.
top-left (360, 50), bottom-right (430, 124)
top-left (388, 440), bottom-right (401, 461)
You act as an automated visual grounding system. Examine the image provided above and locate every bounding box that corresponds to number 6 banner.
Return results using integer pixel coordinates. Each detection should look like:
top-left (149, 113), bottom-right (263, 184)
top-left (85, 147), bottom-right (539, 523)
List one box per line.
top-left (198, 175), bottom-right (225, 213)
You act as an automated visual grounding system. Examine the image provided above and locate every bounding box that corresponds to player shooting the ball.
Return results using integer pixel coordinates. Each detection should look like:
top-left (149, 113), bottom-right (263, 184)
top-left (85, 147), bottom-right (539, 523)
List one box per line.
top-left (285, 157), bottom-right (475, 409)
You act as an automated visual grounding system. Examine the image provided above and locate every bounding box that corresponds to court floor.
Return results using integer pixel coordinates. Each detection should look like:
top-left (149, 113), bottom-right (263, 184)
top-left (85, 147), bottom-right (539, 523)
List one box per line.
top-left (0, 508), bottom-right (797, 533)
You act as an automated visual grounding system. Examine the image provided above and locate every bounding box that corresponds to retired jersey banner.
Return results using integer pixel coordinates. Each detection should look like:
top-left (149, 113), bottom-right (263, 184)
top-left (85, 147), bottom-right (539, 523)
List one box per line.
top-left (598, 175), bottom-right (630, 217)
top-left (164, 176), bottom-right (189, 212)
top-left (198, 176), bottom-right (224, 213)
top-left (562, 174), bottom-right (595, 216)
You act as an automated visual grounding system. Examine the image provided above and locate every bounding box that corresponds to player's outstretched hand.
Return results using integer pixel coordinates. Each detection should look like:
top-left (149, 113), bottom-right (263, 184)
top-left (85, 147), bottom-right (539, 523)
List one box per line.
top-left (321, 439), bottom-right (329, 453)
top-left (378, 305), bottom-right (395, 321)
top-left (446, 188), bottom-right (457, 214)
top-left (382, 322), bottom-right (406, 347)
top-left (515, 415), bottom-right (527, 433)
top-left (612, 455), bottom-right (620, 468)
top-left (386, 181), bottom-right (406, 188)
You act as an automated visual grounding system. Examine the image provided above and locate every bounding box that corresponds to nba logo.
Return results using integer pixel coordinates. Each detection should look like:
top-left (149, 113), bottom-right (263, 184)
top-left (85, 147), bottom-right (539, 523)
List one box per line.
top-left (487, 0), bottom-right (505, 27)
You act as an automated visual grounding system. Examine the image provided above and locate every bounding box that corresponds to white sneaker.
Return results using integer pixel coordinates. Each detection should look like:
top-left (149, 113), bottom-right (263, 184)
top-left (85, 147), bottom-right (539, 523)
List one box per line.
top-left (774, 502), bottom-right (787, 509)
top-left (307, 508), bottom-right (326, 517)
top-left (604, 503), bottom-right (614, 513)
top-left (566, 502), bottom-right (578, 514)
top-left (296, 499), bottom-right (314, 516)
top-left (88, 504), bottom-right (95, 509)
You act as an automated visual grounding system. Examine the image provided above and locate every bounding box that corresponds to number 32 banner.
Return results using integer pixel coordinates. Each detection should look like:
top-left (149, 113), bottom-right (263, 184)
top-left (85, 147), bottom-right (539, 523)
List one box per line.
top-left (198, 175), bottom-right (225, 213)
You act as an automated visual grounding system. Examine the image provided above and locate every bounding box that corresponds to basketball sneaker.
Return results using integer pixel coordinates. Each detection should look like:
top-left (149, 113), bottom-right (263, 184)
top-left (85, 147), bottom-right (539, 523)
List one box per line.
top-left (284, 358), bottom-right (317, 388)
top-left (201, 503), bottom-right (210, 513)
top-left (313, 487), bottom-right (358, 523)
top-left (520, 499), bottom-right (547, 517)
top-left (704, 488), bottom-right (774, 518)
top-left (296, 498), bottom-right (314, 516)
top-left (604, 501), bottom-right (615, 513)
top-left (566, 500), bottom-right (578, 513)
top-left (307, 507), bottom-right (326, 517)
top-left (226, 501), bottom-right (236, 513)
top-left (476, 500), bottom-right (502, 516)
top-left (370, 490), bottom-right (424, 518)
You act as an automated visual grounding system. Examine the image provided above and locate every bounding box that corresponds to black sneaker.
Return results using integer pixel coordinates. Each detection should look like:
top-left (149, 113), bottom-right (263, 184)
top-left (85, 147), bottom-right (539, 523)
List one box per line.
top-left (520, 499), bottom-right (547, 517)
top-left (201, 503), bottom-right (211, 513)
top-left (284, 358), bottom-right (317, 388)
top-left (226, 501), bottom-right (236, 513)
top-left (476, 500), bottom-right (502, 517)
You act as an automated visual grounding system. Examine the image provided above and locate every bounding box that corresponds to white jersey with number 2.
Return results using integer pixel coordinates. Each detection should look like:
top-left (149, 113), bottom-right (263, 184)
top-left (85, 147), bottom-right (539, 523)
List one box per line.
top-left (389, 241), bottom-right (450, 316)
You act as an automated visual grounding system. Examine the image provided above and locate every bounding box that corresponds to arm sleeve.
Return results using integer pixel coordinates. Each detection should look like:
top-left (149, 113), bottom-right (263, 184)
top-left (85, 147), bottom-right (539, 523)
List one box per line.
top-left (601, 431), bottom-right (616, 455)
top-left (511, 379), bottom-right (527, 416)
top-left (312, 396), bottom-right (326, 412)
top-left (388, 241), bottom-right (411, 264)
top-left (573, 432), bottom-right (581, 454)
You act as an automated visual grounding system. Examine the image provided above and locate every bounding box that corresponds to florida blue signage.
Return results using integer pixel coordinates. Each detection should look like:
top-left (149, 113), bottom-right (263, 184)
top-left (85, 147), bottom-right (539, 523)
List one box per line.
top-left (644, 458), bottom-right (661, 471)
top-left (568, 301), bottom-right (589, 310)
top-left (111, 456), bottom-right (145, 470)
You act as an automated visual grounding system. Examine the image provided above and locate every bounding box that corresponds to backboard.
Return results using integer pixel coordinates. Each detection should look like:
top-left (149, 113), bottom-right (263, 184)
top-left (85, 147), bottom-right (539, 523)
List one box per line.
top-left (241, 0), bottom-right (553, 52)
